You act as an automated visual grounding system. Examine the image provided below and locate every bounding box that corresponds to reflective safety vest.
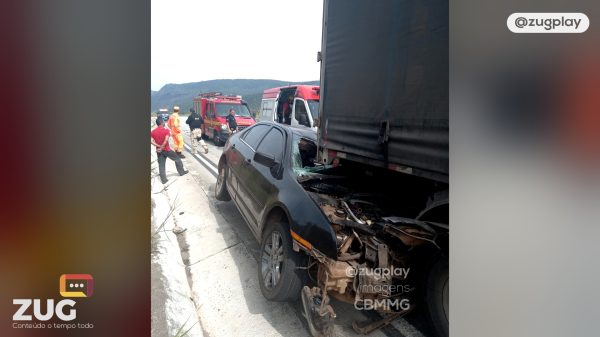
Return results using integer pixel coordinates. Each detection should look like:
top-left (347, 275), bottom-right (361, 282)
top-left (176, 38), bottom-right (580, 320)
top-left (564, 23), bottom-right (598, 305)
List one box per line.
top-left (167, 113), bottom-right (181, 134)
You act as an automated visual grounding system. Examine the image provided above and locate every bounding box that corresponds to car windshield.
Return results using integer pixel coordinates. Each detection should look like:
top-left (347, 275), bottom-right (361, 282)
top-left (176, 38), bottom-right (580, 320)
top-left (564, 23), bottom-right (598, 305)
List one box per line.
top-left (291, 134), bottom-right (327, 176)
top-left (216, 103), bottom-right (252, 117)
top-left (307, 100), bottom-right (319, 120)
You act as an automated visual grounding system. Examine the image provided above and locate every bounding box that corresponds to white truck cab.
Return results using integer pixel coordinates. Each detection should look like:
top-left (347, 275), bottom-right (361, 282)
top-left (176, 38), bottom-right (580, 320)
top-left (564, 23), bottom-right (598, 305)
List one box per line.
top-left (259, 85), bottom-right (320, 130)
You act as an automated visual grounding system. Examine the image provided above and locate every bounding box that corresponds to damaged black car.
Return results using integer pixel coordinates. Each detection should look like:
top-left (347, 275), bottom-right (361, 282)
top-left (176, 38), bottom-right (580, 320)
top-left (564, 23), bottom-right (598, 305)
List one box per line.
top-left (215, 122), bottom-right (448, 337)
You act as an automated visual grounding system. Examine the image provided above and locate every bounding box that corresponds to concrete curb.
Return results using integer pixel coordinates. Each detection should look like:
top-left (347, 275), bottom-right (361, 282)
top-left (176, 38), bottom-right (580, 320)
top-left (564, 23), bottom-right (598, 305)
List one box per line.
top-left (151, 152), bottom-right (204, 337)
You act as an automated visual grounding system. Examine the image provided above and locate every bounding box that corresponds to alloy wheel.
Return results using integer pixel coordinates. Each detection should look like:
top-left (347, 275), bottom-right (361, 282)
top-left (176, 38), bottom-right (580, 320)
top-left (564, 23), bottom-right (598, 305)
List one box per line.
top-left (261, 231), bottom-right (284, 289)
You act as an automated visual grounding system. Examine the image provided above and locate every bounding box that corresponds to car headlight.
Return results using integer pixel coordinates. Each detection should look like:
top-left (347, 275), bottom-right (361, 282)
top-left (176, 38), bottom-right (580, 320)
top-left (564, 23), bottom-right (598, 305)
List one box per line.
top-left (221, 124), bottom-right (228, 130)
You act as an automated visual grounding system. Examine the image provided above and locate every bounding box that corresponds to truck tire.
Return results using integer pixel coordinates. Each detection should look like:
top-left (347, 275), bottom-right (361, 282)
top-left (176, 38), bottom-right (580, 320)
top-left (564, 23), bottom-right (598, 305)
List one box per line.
top-left (212, 131), bottom-right (222, 146)
top-left (425, 257), bottom-right (449, 337)
top-left (259, 221), bottom-right (307, 302)
top-left (215, 161), bottom-right (231, 201)
top-left (213, 131), bottom-right (225, 146)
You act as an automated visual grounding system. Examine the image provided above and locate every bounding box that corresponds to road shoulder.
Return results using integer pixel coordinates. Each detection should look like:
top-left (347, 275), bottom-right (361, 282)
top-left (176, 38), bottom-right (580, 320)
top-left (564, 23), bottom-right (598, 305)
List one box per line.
top-left (151, 150), bottom-right (204, 337)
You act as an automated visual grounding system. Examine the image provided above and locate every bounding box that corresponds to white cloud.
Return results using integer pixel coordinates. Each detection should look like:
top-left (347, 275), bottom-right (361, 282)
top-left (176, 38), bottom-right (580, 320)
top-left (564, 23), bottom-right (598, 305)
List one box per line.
top-left (151, 0), bottom-right (323, 90)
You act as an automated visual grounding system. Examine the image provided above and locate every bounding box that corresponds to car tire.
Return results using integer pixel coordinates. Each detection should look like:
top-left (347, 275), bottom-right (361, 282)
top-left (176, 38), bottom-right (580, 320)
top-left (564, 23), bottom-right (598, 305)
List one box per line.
top-left (425, 257), bottom-right (449, 337)
top-left (259, 221), bottom-right (307, 302)
top-left (213, 131), bottom-right (223, 146)
top-left (215, 161), bottom-right (231, 201)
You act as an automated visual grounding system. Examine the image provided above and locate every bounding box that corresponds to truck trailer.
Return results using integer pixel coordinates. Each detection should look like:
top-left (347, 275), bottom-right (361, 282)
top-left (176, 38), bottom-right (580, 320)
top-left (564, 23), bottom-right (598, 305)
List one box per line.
top-left (302, 0), bottom-right (449, 336)
top-left (214, 1), bottom-right (449, 336)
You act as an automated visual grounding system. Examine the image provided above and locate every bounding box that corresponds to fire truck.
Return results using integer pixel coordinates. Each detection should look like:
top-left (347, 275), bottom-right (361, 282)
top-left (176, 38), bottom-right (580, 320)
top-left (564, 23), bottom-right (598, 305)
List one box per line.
top-left (192, 92), bottom-right (256, 145)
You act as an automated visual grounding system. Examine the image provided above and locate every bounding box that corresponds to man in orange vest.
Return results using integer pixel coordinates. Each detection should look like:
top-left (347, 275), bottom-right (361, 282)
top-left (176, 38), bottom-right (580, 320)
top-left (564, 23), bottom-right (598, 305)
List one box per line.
top-left (167, 106), bottom-right (185, 158)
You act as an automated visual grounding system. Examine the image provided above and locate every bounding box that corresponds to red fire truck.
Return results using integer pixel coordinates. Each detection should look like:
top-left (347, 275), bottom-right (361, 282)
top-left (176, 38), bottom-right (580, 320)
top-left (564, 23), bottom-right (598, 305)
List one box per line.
top-left (192, 92), bottom-right (256, 145)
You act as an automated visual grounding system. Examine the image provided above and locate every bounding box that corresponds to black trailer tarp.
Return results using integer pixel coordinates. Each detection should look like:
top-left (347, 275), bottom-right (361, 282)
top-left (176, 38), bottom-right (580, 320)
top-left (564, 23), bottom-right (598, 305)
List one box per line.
top-left (318, 0), bottom-right (448, 182)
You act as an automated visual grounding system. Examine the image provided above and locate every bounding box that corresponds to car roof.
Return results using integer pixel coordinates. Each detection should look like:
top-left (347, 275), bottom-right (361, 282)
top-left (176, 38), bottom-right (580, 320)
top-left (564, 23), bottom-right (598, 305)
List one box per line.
top-left (289, 126), bottom-right (316, 140)
top-left (253, 122), bottom-right (316, 141)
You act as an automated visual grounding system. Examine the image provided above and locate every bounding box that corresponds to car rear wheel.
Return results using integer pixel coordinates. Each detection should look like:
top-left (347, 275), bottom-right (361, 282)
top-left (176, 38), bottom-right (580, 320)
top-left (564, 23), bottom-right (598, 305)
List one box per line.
top-left (259, 221), bottom-right (306, 302)
top-left (425, 257), bottom-right (449, 337)
top-left (215, 161), bottom-right (231, 201)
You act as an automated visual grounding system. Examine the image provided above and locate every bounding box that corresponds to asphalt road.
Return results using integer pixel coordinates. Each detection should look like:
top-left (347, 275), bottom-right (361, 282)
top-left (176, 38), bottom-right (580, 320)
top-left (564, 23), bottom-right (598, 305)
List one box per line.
top-left (164, 122), bottom-right (436, 337)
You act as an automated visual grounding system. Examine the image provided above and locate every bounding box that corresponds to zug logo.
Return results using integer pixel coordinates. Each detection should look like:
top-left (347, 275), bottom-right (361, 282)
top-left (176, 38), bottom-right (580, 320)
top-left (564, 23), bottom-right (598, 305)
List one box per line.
top-left (13, 299), bottom-right (76, 321)
top-left (12, 274), bottom-right (93, 322)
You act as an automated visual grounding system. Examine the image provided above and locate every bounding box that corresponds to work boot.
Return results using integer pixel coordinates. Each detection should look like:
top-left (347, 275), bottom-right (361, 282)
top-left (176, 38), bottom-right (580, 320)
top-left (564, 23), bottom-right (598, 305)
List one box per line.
top-left (177, 151), bottom-right (185, 158)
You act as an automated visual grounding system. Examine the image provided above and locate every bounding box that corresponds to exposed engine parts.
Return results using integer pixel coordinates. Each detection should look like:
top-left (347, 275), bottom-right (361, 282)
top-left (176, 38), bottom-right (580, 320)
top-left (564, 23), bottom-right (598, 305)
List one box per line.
top-left (298, 191), bottom-right (446, 336)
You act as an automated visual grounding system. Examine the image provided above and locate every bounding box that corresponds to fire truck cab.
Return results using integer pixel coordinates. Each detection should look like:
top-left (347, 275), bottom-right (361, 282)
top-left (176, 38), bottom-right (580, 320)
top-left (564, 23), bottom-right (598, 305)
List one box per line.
top-left (192, 92), bottom-right (256, 145)
top-left (259, 85), bottom-right (320, 130)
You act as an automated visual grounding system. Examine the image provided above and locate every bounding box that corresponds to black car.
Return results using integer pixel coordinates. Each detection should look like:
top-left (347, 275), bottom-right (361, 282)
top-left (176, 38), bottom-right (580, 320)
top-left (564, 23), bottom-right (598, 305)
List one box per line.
top-left (216, 122), bottom-right (335, 299)
top-left (216, 122), bottom-right (447, 337)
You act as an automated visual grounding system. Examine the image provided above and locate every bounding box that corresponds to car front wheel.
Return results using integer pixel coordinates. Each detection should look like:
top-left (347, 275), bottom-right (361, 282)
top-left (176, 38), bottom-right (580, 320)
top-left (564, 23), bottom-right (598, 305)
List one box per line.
top-left (259, 221), bottom-right (306, 302)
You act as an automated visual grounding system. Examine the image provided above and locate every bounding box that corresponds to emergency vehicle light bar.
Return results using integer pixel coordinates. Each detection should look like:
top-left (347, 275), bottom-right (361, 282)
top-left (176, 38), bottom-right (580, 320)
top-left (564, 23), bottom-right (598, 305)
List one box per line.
top-left (198, 92), bottom-right (223, 98)
top-left (197, 92), bottom-right (243, 100)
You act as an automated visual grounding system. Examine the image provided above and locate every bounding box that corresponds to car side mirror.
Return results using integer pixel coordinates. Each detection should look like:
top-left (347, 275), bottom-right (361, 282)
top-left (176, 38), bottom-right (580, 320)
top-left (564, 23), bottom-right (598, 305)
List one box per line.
top-left (254, 151), bottom-right (277, 168)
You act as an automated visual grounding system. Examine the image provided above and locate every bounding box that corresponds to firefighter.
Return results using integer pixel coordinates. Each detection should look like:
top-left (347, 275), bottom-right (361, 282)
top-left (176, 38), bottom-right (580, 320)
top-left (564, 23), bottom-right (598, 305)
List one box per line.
top-left (185, 108), bottom-right (209, 154)
top-left (226, 108), bottom-right (238, 134)
top-left (167, 106), bottom-right (185, 158)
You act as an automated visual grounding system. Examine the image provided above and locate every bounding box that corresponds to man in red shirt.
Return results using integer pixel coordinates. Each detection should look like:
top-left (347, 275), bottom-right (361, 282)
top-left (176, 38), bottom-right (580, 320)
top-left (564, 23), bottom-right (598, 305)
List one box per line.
top-left (151, 117), bottom-right (188, 184)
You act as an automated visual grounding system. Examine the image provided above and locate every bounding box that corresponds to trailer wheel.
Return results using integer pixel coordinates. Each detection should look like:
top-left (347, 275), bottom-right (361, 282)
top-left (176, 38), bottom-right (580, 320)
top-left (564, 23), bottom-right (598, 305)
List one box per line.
top-left (425, 257), bottom-right (449, 337)
top-left (259, 221), bottom-right (306, 301)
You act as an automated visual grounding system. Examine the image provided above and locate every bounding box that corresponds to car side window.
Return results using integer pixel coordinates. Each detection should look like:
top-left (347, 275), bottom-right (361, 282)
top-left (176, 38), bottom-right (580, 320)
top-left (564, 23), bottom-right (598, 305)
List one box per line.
top-left (242, 125), bottom-right (271, 149)
top-left (292, 134), bottom-right (318, 173)
top-left (256, 128), bottom-right (285, 162)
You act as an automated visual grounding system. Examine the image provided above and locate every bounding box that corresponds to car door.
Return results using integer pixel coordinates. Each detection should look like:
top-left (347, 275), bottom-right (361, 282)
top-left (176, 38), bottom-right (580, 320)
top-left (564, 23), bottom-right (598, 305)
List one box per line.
top-left (230, 124), bottom-right (271, 228)
top-left (245, 127), bottom-right (286, 225)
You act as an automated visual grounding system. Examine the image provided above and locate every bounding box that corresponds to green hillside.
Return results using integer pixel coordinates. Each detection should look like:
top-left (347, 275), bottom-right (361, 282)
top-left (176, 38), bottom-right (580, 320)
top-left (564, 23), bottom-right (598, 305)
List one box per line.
top-left (151, 79), bottom-right (319, 115)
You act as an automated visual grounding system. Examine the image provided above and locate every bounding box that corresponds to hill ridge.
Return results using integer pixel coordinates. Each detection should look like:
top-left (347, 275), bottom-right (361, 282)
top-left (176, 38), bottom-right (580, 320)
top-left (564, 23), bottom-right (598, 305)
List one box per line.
top-left (151, 79), bottom-right (319, 114)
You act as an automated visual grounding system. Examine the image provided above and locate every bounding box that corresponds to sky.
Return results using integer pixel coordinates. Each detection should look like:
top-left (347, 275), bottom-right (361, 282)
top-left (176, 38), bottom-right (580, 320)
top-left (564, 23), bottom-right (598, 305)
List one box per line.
top-left (151, 0), bottom-right (324, 91)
